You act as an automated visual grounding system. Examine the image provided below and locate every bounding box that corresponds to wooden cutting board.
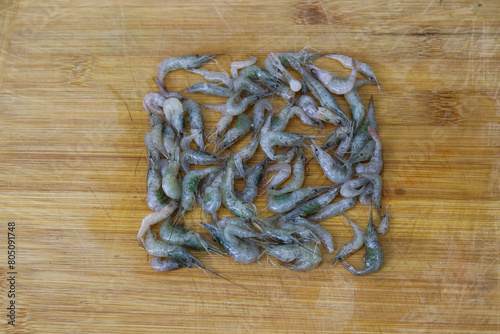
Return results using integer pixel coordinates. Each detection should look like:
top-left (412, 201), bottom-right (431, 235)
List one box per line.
top-left (0, 0), bottom-right (498, 332)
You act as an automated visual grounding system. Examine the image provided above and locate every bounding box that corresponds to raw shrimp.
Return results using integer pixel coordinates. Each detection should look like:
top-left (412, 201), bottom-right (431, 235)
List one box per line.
top-left (230, 55), bottom-right (258, 78)
top-left (315, 107), bottom-right (345, 126)
top-left (208, 91), bottom-right (263, 116)
top-left (266, 52), bottom-right (302, 92)
top-left (270, 102), bottom-right (295, 132)
top-left (348, 140), bottom-right (375, 164)
top-left (182, 99), bottom-right (205, 150)
top-left (344, 79), bottom-right (374, 131)
top-left (212, 113), bottom-right (234, 145)
top-left (298, 95), bottom-right (322, 124)
top-left (265, 51), bottom-right (324, 76)
top-left (340, 178), bottom-right (370, 197)
top-left (266, 242), bottom-right (322, 271)
top-left (154, 78), bottom-right (186, 100)
top-left (185, 82), bottom-right (233, 97)
top-left (148, 112), bottom-right (169, 158)
top-left (308, 196), bottom-right (358, 222)
top-left (137, 201), bottom-right (178, 248)
top-left (330, 215), bottom-right (364, 265)
top-left (180, 149), bottom-right (226, 173)
top-left (356, 127), bottom-right (383, 174)
top-left (268, 148), bottom-right (306, 195)
top-left (147, 161), bottom-right (168, 212)
top-left (282, 189), bottom-right (339, 220)
top-left (378, 206), bottom-right (390, 235)
top-left (310, 141), bottom-right (353, 184)
top-left (163, 98), bottom-right (185, 137)
top-left (143, 92), bottom-right (166, 117)
top-left (238, 65), bottom-right (295, 102)
top-left (350, 96), bottom-right (378, 157)
top-left (180, 129), bottom-right (203, 151)
top-left (157, 54), bottom-right (219, 89)
top-left (322, 126), bottom-right (350, 151)
top-left (359, 183), bottom-right (373, 206)
top-left (150, 256), bottom-right (184, 272)
top-left (234, 135), bottom-right (261, 178)
top-left (292, 106), bottom-right (320, 128)
top-left (261, 131), bottom-right (311, 161)
top-left (268, 186), bottom-right (333, 214)
top-left (305, 60), bottom-right (357, 95)
top-left (232, 77), bottom-right (270, 97)
top-left (357, 173), bottom-right (382, 215)
top-left (342, 204), bottom-right (383, 275)
top-left (186, 68), bottom-right (233, 87)
top-left (145, 132), bottom-right (161, 167)
top-left (162, 146), bottom-right (181, 200)
top-left (252, 99), bottom-right (275, 137)
top-left (266, 162), bottom-right (292, 190)
top-left (324, 54), bottom-right (380, 88)
top-left (216, 113), bottom-right (252, 154)
top-left (239, 157), bottom-right (268, 203)
top-left (162, 122), bottom-right (178, 156)
top-left (288, 217), bottom-right (335, 253)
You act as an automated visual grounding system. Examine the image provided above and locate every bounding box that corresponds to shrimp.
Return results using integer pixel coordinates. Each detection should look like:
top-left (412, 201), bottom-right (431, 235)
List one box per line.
top-left (292, 106), bottom-right (321, 128)
top-left (203, 222), bottom-right (261, 264)
top-left (378, 205), bottom-right (390, 235)
top-left (175, 166), bottom-right (222, 225)
top-left (186, 68), bottom-right (233, 87)
top-left (230, 55), bottom-right (257, 78)
top-left (356, 127), bottom-right (383, 174)
top-left (216, 113), bottom-right (252, 154)
top-left (239, 157), bottom-right (268, 203)
top-left (145, 132), bottom-right (161, 167)
top-left (282, 189), bottom-right (339, 220)
top-left (144, 229), bottom-right (216, 274)
top-left (330, 215), bottom-right (364, 265)
top-left (154, 78), bottom-right (186, 100)
top-left (162, 98), bottom-right (185, 137)
top-left (150, 256), bottom-right (184, 272)
top-left (143, 92), bottom-right (166, 117)
top-left (357, 173), bottom-right (382, 215)
top-left (266, 162), bottom-right (292, 190)
top-left (324, 54), bottom-right (381, 88)
top-left (268, 148), bottom-right (306, 195)
top-left (359, 183), bottom-right (373, 206)
top-left (348, 140), bottom-right (375, 164)
top-left (219, 154), bottom-right (258, 219)
top-left (268, 186), bottom-right (333, 214)
top-left (162, 122), bottom-right (178, 157)
top-left (287, 217), bottom-right (335, 253)
top-left (266, 52), bottom-right (302, 92)
top-left (350, 96), bottom-right (378, 157)
top-left (159, 216), bottom-right (222, 254)
top-left (182, 99), bottom-right (205, 150)
top-left (315, 107), bottom-right (345, 126)
top-left (310, 141), bottom-right (353, 184)
top-left (180, 149), bottom-right (226, 173)
top-left (265, 50), bottom-right (324, 76)
top-left (266, 242), bottom-right (322, 271)
top-left (344, 79), bottom-right (375, 131)
top-left (157, 54), bottom-right (219, 89)
top-left (238, 65), bottom-right (295, 102)
top-left (288, 57), bottom-right (350, 127)
top-left (148, 112), bottom-right (170, 158)
top-left (298, 95), bottom-right (322, 125)
top-left (185, 82), bottom-right (233, 97)
top-left (261, 131), bottom-right (311, 161)
top-left (252, 99), bottom-right (275, 137)
top-left (212, 113), bottom-right (234, 145)
top-left (342, 204), bottom-right (383, 275)
top-left (147, 160), bottom-right (168, 212)
top-left (270, 102), bottom-right (295, 132)
top-left (207, 90), bottom-right (263, 116)
top-left (305, 60), bottom-right (357, 95)
top-left (335, 129), bottom-right (353, 158)
top-left (321, 126), bottom-right (350, 151)
top-left (232, 77), bottom-right (270, 97)
top-left (234, 135), bottom-right (261, 178)
top-left (180, 129), bottom-right (203, 151)
top-left (308, 196), bottom-right (358, 222)
top-left (137, 201), bottom-right (178, 248)
top-left (162, 146), bottom-right (181, 200)
top-left (340, 178), bottom-right (370, 197)
top-left (198, 170), bottom-right (224, 221)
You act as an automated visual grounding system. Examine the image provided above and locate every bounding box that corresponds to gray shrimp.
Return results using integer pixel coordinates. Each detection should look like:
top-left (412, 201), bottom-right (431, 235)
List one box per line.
top-left (297, 95), bottom-right (322, 125)
top-left (321, 126), bottom-right (350, 151)
top-left (186, 68), bottom-right (233, 87)
top-left (348, 140), bottom-right (375, 164)
top-left (282, 189), bottom-right (339, 220)
top-left (308, 196), bottom-right (358, 222)
top-left (359, 183), bottom-right (373, 206)
top-left (378, 206), bottom-right (390, 235)
top-left (163, 98), bottom-right (185, 137)
top-left (157, 54), bottom-right (219, 90)
top-left (185, 82), bottom-right (233, 97)
top-left (216, 113), bottom-right (252, 154)
top-left (288, 217), bottom-right (335, 253)
top-left (148, 112), bottom-right (170, 158)
top-left (269, 102), bottom-right (295, 132)
top-left (268, 186), bottom-right (333, 214)
top-left (266, 162), bottom-right (292, 190)
top-left (143, 92), bottom-right (166, 117)
top-left (232, 76), bottom-right (270, 97)
top-left (340, 178), bottom-right (370, 197)
top-left (175, 166), bottom-right (222, 224)
top-left (198, 170), bottom-right (224, 221)
top-left (330, 214), bottom-right (364, 265)
top-left (356, 127), bottom-right (383, 174)
top-left (265, 50), bottom-right (324, 76)
top-left (219, 154), bottom-right (258, 219)
top-left (182, 99), bottom-right (205, 150)
top-left (147, 160), bottom-right (168, 212)
top-left (137, 201), bottom-right (178, 248)
top-left (212, 113), bottom-right (234, 145)
top-left (357, 172), bottom-right (382, 215)
top-left (203, 222), bottom-right (261, 264)
top-left (162, 122), bottom-right (178, 157)
top-left (266, 242), bottom-right (322, 271)
top-left (350, 96), bottom-right (378, 157)
top-left (315, 107), bottom-right (345, 126)
top-left (180, 129), bottom-right (203, 151)
top-left (292, 106), bottom-right (321, 128)
top-left (158, 158), bottom-right (169, 176)
top-left (288, 57), bottom-right (350, 126)
top-left (230, 55), bottom-right (257, 78)
top-left (342, 204), bottom-right (383, 275)
top-left (159, 216), bottom-right (222, 254)
top-left (239, 157), bottom-right (268, 203)
top-left (145, 131), bottom-right (161, 167)
top-left (162, 146), bottom-right (181, 200)
top-left (344, 79), bottom-right (375, 131)
top-left (305, 60), bottom-right (357, 95)
top-left (234, 134), bottom-right (261, 178)
top-left (180, 149), bottom-right (226, 173)
top-left (238, 65), bottom-right (295, 102)
top-left (261, 131), bottom-right (311, 161)
top-left (324, 54), bottom-right (380, 88)
top-left (310, 141), bottom-right (353, 184)
top-left (252, 99), bottom-right (275, 137)
top-left (212, 91), bottom-right (263, 116)
top-left (150, 256), bottom-right (184, 272)
top-left (144, 229), bottom-right (216, 274)
top-left (266, 52), bottom-right (302, 92)
top-left (268, 148), bottom-right (306, 196)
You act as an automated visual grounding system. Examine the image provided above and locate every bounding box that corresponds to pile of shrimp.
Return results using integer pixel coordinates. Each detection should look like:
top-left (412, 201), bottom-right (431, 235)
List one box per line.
top-left (138, 48), bottom-right (388, 276)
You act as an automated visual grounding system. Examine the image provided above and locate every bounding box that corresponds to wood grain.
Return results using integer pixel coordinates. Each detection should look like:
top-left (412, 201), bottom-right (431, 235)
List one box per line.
top-left (0, 0), bottom-right (499, 332)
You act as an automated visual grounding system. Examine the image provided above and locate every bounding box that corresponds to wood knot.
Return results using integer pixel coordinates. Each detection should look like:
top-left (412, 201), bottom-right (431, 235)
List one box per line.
top-left (430, 92), bottom-right (461, 125)
top-left (69, 55), bottom-right (94, 86)
top-left (294, 1), bottom-right (329, 25)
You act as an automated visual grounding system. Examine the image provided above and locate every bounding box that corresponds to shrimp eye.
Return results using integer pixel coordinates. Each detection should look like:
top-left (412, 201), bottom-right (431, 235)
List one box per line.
top-left (310, 69), bottom-right (316, 75)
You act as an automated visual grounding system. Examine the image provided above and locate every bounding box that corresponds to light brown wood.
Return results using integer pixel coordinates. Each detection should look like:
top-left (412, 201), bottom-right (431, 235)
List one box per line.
top-left (0, 0), bottom-right (499, 332)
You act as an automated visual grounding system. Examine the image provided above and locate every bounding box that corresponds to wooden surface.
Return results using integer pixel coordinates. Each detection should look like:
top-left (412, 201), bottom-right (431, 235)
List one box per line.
top-left (0, 0), bottom-right (499, 332)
